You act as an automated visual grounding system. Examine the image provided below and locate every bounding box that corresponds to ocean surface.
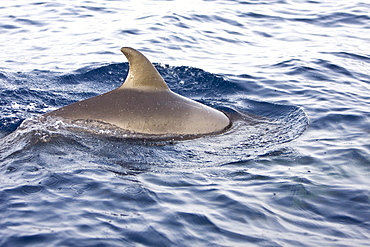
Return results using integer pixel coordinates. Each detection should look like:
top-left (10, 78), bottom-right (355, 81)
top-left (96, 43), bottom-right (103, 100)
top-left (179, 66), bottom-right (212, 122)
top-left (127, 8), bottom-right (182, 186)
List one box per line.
top-left (1, 0), bottom-right (369, 246)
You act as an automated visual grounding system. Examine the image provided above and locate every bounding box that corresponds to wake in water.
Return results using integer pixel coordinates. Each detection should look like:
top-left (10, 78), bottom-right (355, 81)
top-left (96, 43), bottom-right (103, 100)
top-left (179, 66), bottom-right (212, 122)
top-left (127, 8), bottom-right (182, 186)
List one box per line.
top-left (0, 63), bottom-right (309, 168)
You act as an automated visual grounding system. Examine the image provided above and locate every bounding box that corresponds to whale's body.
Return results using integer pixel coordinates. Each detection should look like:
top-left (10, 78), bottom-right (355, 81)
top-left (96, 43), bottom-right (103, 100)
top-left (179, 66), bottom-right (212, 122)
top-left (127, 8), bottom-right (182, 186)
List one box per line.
top-left (44, 47), bottom-right (230, 136)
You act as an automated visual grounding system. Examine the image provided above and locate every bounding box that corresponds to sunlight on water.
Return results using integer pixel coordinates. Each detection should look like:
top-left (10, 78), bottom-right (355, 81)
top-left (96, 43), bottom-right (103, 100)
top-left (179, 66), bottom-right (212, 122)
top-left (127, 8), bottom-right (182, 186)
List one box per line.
top-left (1, 0), bottom-right (368, 75)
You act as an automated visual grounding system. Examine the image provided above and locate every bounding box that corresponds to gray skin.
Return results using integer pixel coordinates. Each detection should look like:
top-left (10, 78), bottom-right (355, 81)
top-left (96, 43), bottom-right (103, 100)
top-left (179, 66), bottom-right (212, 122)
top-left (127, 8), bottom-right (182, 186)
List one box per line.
top-left (44, 47), bottom-right (230, 136)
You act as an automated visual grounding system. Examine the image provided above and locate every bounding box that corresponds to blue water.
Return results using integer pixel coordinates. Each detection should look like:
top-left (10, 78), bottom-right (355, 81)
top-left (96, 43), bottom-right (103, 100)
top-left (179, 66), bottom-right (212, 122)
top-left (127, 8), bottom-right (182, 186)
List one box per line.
top-left (1, 0), bottom-right (370, 246)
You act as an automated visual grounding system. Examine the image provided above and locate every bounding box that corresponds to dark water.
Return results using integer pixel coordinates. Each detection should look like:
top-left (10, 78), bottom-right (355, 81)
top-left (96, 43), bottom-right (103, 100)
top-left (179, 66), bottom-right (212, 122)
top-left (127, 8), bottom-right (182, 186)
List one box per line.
top-left (1, 0), bottom-right (370, 246)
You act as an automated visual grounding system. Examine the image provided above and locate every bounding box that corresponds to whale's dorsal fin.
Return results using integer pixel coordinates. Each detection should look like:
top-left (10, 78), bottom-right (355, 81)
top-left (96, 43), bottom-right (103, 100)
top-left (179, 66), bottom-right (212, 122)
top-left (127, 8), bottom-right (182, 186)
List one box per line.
top-left (44, 47), bottom-right (230, 136)
top-left (120, 47), bottom-right (169, 91)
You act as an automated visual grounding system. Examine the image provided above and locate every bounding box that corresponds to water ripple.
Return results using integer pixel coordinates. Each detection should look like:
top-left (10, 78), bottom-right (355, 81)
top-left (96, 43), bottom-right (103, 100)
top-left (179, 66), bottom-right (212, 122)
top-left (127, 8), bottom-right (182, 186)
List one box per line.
top-left (1, 0), bottom-right (370, 246)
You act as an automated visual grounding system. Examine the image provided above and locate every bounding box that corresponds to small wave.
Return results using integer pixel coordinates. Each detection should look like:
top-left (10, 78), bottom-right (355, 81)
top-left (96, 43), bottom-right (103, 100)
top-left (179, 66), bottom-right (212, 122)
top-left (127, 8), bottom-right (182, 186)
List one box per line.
top-left (0, 102), bottom-right (308, 173)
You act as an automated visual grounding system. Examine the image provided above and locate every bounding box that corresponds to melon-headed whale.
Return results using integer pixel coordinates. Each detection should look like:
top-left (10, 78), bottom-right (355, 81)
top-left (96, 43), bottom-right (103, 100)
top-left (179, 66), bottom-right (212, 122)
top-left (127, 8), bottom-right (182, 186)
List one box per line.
top-left (44, 47), bottom-right (230, 136)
